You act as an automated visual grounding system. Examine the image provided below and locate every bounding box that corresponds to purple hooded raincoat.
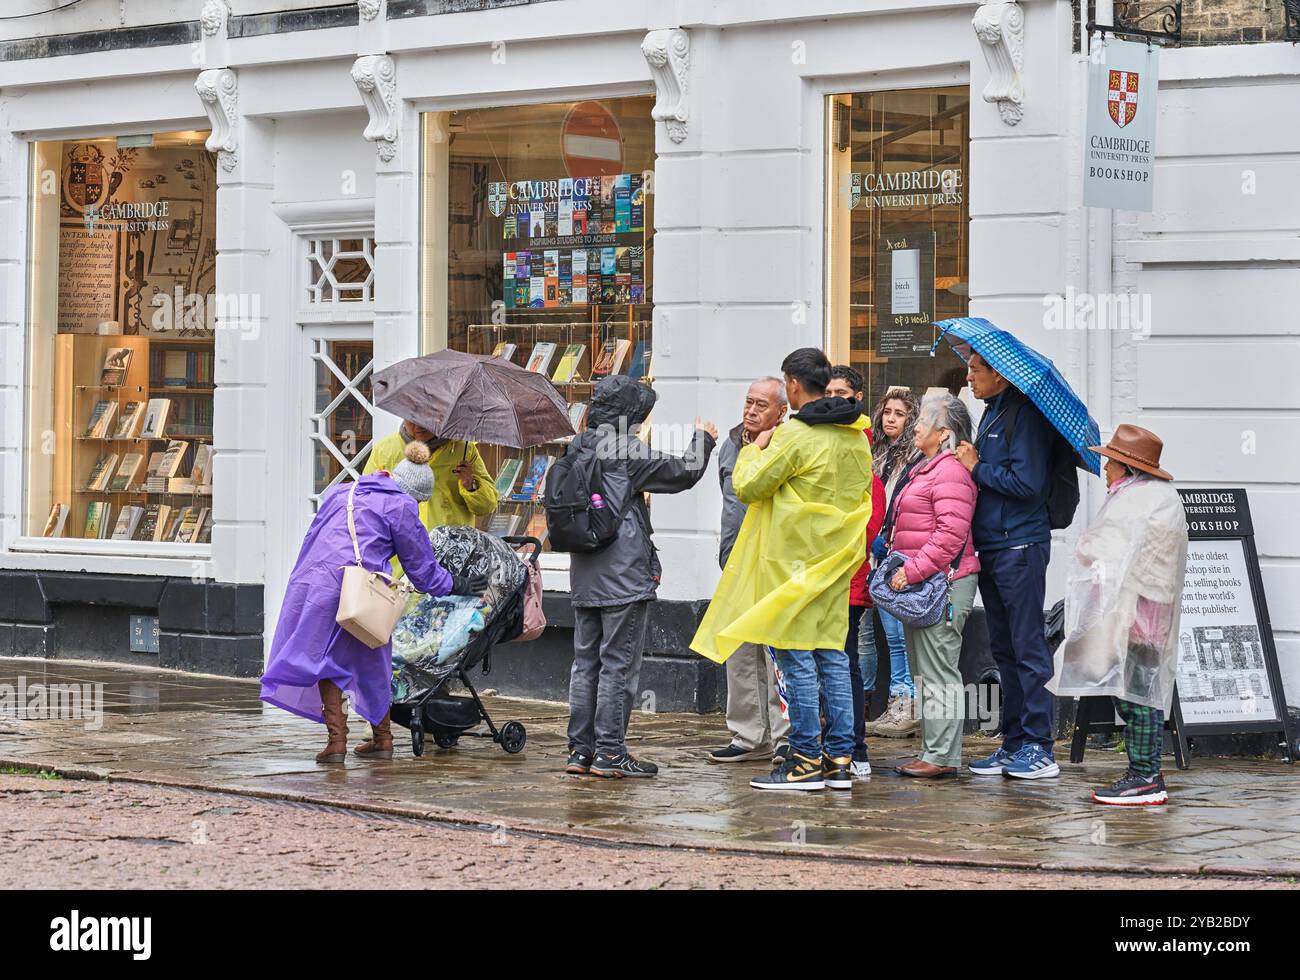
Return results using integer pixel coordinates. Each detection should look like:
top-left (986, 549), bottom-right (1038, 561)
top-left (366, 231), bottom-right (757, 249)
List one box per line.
top-left (260, 474), bottom-right (453, 726)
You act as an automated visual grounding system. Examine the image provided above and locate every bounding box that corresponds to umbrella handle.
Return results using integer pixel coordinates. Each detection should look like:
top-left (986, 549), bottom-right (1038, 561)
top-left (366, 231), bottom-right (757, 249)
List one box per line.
top-left (929, 322), bottom-right (953, 358)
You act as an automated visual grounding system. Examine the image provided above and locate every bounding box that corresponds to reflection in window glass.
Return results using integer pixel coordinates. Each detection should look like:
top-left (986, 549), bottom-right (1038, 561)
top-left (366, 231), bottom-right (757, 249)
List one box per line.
top-left (26, 130), bottom-right (217, 547)
top-left (826, 87), bottom-right (970, 409)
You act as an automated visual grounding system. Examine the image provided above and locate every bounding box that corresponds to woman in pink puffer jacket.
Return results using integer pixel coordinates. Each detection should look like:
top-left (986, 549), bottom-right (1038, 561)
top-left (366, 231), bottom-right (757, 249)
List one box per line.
top-left (884, 392), bottom-right (979, 778)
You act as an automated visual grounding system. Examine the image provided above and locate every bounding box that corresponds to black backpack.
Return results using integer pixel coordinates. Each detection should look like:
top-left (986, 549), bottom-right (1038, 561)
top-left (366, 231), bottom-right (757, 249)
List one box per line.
top-left (543, 436), bottom-right (621, 553)
top-left (1003, 400), bottom-right (1081, 531)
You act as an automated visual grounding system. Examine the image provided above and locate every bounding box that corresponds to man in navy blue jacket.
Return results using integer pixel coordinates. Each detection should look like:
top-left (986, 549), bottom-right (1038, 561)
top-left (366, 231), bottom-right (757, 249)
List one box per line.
top-left (955, 352), bottom-right (1060, 781)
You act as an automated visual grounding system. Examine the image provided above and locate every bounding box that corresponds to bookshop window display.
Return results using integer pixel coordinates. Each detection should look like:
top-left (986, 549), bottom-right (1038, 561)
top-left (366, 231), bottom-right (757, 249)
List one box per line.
top-left (421, 97), bottom-right (655, 553)
top-left (25, 130), bottom-right (217, 550)
top-left (825, 86), bottom-right (970, 408)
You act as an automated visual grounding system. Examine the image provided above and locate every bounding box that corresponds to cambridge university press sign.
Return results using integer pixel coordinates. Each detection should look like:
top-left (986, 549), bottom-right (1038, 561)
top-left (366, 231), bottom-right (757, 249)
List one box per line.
top-left (1084, 37), bottom-right (1158, 211)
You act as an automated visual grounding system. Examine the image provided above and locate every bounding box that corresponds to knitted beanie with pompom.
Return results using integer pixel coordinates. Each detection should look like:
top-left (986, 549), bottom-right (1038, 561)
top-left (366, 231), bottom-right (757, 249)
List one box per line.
top-left (391, 439), bottom-right (434, 501)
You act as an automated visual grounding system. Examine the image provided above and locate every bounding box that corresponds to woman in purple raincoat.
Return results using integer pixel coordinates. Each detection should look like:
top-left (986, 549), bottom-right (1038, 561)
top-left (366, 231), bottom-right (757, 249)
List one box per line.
top-left (261, 440), bottom-right (481, 762)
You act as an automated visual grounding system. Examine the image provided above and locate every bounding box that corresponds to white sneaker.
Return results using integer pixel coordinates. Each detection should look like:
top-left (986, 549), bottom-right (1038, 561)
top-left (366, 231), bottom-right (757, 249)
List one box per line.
top-left (850, 758), bottom-right (872, 779)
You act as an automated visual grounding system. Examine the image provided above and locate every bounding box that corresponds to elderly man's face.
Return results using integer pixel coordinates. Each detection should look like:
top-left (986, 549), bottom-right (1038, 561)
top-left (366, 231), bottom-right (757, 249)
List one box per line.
top-left (742, 380), bottom-right (786, 435)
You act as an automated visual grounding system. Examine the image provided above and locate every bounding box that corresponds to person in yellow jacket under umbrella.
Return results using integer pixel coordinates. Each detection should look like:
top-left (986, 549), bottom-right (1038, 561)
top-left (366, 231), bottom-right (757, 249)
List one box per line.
top-left (691, 348), bottom-right (873, 793)
top-left (364, 420), bottom-right (499, 532)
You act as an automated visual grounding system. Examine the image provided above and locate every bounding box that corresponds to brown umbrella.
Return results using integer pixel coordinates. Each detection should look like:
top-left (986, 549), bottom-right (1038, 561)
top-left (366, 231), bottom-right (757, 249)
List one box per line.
top-left (371, 348), bottom-right (575, 449)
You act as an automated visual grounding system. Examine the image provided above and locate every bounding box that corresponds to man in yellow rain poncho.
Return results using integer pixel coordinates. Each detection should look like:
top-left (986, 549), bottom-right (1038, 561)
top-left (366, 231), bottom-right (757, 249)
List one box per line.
top-left (691, 348), bottom-right (873, 793)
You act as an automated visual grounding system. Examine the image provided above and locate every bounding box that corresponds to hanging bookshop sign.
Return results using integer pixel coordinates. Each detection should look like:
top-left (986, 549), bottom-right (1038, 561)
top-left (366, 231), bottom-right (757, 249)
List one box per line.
top-left (492, 173), bottom-right (647, 309)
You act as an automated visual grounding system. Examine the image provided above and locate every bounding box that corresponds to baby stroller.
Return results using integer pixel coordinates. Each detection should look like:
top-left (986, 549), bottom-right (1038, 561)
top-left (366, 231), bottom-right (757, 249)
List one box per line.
top-left (388, 527), bottom-right (541, 757)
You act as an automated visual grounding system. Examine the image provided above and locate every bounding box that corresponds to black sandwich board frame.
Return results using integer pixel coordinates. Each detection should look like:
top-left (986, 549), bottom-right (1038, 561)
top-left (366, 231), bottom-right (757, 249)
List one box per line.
top-left (1070, 488), bottom-right (1297, 769)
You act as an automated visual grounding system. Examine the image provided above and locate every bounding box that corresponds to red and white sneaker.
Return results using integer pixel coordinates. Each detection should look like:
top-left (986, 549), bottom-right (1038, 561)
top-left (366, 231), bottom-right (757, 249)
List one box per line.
top-left (1092, 770), bottom-right (1168, 806)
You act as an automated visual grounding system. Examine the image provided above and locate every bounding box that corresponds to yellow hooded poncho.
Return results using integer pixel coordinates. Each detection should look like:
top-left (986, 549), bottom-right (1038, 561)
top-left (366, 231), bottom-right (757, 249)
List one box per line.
top-left (691, 413), bottom-right (873, 662)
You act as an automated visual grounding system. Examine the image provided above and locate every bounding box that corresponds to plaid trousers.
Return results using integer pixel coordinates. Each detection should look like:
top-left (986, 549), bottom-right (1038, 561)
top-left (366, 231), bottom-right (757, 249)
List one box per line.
top-left (1113, 698), bottom-right (1163, 778)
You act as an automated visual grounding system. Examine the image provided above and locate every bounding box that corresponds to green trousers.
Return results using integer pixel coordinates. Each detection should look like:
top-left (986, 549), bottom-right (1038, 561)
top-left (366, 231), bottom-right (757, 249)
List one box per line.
top-left (903, 573), bottom-right (978, 768)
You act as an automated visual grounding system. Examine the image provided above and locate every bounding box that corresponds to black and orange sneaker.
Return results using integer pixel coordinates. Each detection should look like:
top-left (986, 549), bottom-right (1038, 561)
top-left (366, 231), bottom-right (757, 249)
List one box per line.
top-left (565, 749), bottom-right (593, 775)
top-left (1092, 770), bottom-right (1168, 806)
top-left (822, 754), bottom-right (853, 790)
top-left (750, 752), bottom-right (826, 791)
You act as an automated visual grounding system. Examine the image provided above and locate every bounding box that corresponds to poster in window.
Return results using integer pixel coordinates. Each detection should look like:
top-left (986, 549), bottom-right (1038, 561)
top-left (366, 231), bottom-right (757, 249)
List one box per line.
top-left (875, 231), bottom-right (936, 358)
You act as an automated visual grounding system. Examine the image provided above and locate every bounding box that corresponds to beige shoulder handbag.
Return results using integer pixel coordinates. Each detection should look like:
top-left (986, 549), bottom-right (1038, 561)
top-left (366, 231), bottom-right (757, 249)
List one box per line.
top-left (335, 481), bottom-right (408, 649)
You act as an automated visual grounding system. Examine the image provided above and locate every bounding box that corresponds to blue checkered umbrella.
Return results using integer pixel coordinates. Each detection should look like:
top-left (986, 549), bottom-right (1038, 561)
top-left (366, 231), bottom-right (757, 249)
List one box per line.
top-left (931, 316), bottom-right (1102, 475)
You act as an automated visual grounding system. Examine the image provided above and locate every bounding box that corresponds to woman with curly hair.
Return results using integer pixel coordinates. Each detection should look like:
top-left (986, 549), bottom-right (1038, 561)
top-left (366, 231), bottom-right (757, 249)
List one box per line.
top-left (863, 388), bottom-right (922, 737)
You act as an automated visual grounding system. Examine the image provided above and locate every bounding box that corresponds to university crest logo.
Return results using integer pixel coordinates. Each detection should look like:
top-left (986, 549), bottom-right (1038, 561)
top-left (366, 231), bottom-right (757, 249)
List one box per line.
top-left (1108, 70), bottom-right (1139, 129)
top-left (488, 182), bottom-right (508, 218)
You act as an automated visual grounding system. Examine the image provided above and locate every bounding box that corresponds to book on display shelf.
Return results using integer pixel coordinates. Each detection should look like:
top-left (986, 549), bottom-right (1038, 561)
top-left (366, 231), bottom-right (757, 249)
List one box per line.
top-left (525, 342), bottom-right (557, 375)
top-left (551, 344), bottom-right (586, 384)
top-left (591, 339), bottom-right (631, 377)
top-left (110, 505), bottom-right (145, 541)
top-left (83, 501), bottom-right (111, 540)
top-left (100, 347), bottom-right (133, 386)
top-left (134, 504), bottom-right (173, 543)
top-left (86, 453), bottom-right (119, 492)
top-left (140, 398), bottom-right (172, 439)
top-left (494, 457), bottom-right (523, 498)
top-left (146, 441), bottom-right (189, 492)
top-left (522, 510), bottom-right (549, 547)
top-left (486, 513), bottom-right (522, 538)
top-left (84, 400), bottom-right (118, 439)
top-left (567, 401), bottom-right (588, 435)
top-left (514, 455), bottom-right (554, 501)
top-left (107, 453), bottom-right (145, 492)
top-left (112, 401), bottom-right (145, 439)
top-left (42, 503), bottom-right (70, 538)
top-left (491, 342), bottom-right (517, 362)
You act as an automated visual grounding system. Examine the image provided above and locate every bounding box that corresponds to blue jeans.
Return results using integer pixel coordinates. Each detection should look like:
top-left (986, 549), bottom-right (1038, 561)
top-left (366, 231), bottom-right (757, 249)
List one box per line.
top-left (860, 607), bottom-right (916, 698)
top-left (775, 647), bottom-right (854, 761)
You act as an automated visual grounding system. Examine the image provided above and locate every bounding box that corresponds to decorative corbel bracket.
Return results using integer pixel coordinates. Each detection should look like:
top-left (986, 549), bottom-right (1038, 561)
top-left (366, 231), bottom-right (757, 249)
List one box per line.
top-left (352, 55), bottom-right (399, 162)
top-left (195, 67), bottom-right (238, 172)
top-left (358, 0), bottom-right (382, 20)
top-left (641, 28), bottom-right (691, 144)
top-left (972, 0), bottom-right (1025, 126)
top-left (200, 0), bottom-right (230, 38)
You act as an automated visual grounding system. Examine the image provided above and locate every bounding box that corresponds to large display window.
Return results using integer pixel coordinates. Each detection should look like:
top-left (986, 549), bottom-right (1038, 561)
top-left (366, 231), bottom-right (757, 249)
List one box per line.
top-left (826, 86), bottom-right (970, 407)
top-left (421, 97), bottom-right (656, 553)
top-left (24, 130), bottom-right (217, 550)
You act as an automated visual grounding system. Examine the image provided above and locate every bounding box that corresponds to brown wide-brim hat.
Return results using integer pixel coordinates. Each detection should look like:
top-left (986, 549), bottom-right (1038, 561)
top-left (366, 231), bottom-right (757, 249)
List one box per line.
top-left (1089, 423), bottom-right (1173, 481)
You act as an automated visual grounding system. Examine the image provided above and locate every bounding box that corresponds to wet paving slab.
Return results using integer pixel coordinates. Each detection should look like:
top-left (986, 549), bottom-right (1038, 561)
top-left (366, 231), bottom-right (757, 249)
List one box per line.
top-left (1, 657), bottom-right (1298, 875)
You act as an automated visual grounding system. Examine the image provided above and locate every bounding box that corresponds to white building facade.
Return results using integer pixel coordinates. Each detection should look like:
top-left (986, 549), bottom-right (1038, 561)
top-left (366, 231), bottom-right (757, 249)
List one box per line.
top-left (0, 0), bottom-right (1295, 717)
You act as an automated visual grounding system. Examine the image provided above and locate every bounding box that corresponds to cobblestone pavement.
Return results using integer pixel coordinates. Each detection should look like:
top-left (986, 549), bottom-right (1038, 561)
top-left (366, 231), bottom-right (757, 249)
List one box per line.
top-left (1, 658), bottom-right (1298, 880)
top-left (4, 775), bottom-right (1293, 889)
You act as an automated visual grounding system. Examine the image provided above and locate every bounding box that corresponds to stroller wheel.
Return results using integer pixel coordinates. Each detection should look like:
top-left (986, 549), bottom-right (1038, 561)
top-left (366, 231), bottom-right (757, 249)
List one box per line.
top-left (411, 718), bottom-right (425, 757)
top-left (434, 732), bottom-right (459, 749)
top-left (500, 721), bottom-right (526, 754)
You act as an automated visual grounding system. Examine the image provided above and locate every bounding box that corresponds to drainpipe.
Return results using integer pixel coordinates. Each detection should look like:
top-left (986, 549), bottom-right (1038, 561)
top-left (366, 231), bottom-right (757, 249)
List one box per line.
top-left (1086, 0), bottom-right (1115, 515)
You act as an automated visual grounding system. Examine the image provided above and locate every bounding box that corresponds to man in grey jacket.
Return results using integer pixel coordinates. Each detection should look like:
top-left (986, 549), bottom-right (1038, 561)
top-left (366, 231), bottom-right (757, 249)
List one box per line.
top-left (566, 375), bottom-right (717, 779)
top-left (708, 377), bottom-right (790, 765)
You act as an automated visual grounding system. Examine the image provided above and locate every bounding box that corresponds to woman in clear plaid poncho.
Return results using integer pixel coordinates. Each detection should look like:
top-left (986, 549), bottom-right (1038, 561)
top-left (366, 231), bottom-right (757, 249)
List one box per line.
top-left (1049, 424), bottom-right (1188, 807)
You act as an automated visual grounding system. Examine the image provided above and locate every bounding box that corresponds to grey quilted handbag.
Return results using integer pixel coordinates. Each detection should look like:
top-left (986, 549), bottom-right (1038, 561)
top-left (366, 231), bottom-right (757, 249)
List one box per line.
top-left (868, 551), bottom-right (958, 629)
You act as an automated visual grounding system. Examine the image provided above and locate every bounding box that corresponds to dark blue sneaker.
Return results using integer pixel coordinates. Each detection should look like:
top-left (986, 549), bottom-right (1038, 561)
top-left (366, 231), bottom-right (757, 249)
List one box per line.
top-left (968, 747), bottom-right (1015, 776)
top-left (1002, 743), bottom-right (1060, 780)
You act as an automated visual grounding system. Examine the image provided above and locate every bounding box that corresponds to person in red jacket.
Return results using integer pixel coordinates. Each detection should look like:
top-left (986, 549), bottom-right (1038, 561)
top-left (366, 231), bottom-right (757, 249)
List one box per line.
top-left (827, 366), bottom-right (886, 779)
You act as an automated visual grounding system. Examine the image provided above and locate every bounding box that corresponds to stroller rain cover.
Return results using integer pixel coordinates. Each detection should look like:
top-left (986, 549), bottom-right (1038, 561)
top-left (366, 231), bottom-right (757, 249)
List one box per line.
top-left (391, 526), bottom-right (527, 702)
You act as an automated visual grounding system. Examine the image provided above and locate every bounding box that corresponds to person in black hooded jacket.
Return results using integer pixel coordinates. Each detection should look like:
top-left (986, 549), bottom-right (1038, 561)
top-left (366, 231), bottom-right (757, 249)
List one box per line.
top-left (564, 374), bottom-right (717, 779)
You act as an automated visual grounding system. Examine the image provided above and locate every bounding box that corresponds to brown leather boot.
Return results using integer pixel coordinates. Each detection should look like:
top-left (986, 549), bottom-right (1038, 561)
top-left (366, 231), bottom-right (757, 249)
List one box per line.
top-left (354, 709), bottom-right (394, 759)
top-left (315, 680), bottom-right (348, 763)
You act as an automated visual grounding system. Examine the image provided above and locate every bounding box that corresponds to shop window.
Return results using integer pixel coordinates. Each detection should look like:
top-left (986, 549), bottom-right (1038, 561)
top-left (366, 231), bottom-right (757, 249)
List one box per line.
top-left (825, 86), bottom-right (970, 408)
top-left (310, 337), bottom-right (375, 510)
top-left (306, 236), bottom-right (375, 304)
top-left (420, 97), bottom-right (656, 555)
top-left (25, 131), bottom-right (217, 549)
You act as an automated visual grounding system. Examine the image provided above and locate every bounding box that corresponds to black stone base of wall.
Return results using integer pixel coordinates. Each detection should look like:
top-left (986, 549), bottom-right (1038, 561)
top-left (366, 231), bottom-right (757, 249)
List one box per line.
top-left (0, 570), bottom-right (263, 678)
